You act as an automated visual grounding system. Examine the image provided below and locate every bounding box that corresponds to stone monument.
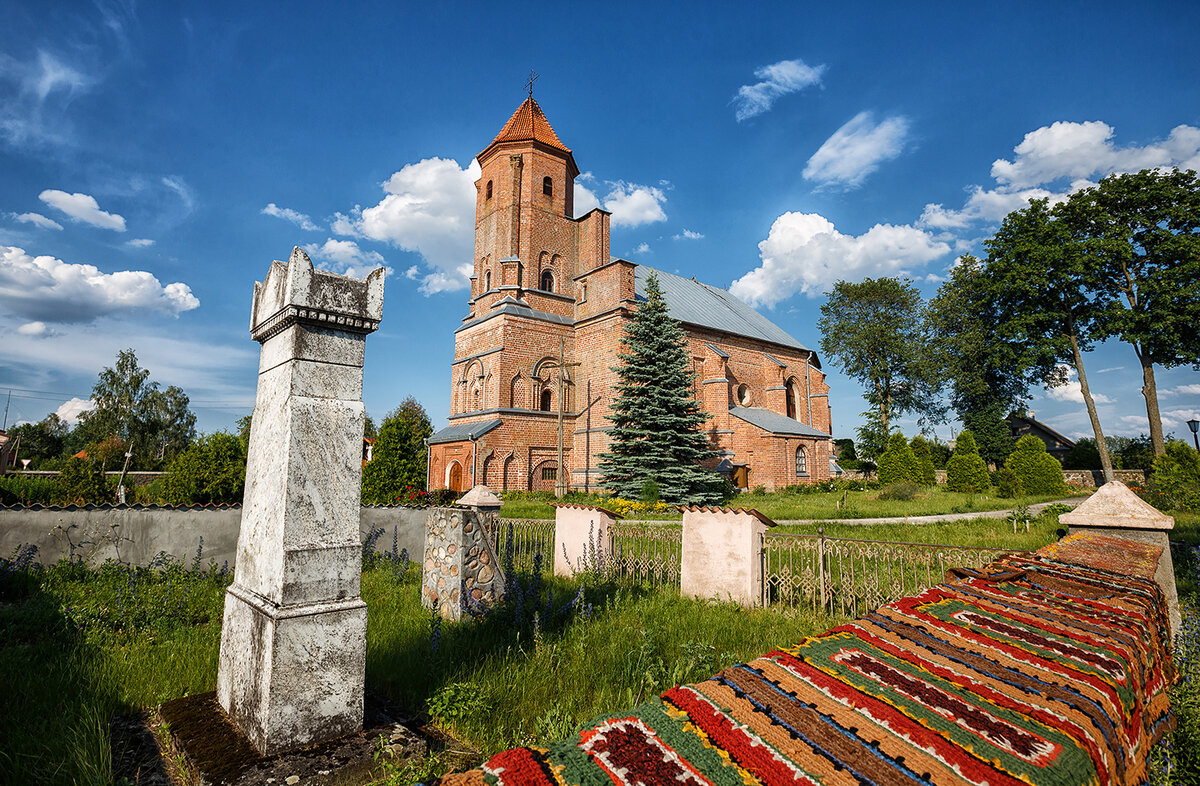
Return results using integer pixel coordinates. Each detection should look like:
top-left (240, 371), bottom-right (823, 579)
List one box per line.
top-left (217, 247), bottom-right (384, 755)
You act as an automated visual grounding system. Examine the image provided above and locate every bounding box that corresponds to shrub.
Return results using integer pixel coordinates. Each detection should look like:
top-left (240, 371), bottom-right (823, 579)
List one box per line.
top-left (994, 467), bottom-right (1023, 499)
top-left (909, 436), bottom-right (938, 485)
top-left (945, 431), bottom-right (989, 493)
top-left (877, 433), bottom-right (923, 485)
top-left (877, 482), bottom-right (921, 501)
top-left (1004, 435), bottom-right (1066, 496)
top-left (0, 475), bottom-right (58, 505)
top-left (161, 432), bottom-right (247, 505)
top-left (1150, 441), bottom-right (1200, 511)
top-left (53, 456), bottom-right (113, 505)
top-left (640, 478), bottom-right (661, 503)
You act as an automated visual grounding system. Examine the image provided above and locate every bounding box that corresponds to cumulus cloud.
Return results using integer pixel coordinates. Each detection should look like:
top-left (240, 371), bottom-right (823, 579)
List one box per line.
top-left (632, 242), bottom-right (650, 255)
top-left (17, 321), bottom-right (53, 337)
top-left (302, 238), bottom-right (389, 280)
top-left (1163, 383), bottom-right (1200, 397)
top-left (262, 202), bottom-right (320, 231)
top-left (1044, 365), bottom-right (1113, 404)
top-left (729, 212), bottom-right (950, 306)
top-left (674, 229), bottom-right (704, 240)
top-left (804, 112), bottom-right (910, 188)
top-left (335, 157), bottom-right (479, 294)
top-left (603, 182), bottom-right (668, 227)
top-left (573, 179), bottom-right (602, 216)
top-left (733, 58), bottom-right (826, 122)
top-left (55, 397), bottom-right (94, 426)
top-left (0, 245), bottom-right (199, 322)
top-left (38, 189), bottom-right (125, 231)
top-left (13, 212), bottom-right (63, 230)
top-left (404, 265), bottom-right (419, 280)
top-left (126, 238), bottom-right (154, 247)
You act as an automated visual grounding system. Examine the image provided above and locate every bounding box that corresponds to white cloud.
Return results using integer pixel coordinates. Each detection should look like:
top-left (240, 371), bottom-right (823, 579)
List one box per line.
top-left (1162, 383), bottom-right (1200, 397)
top-left (674, 229), bottom-right (704, 240)
top-left (1163, 406), bottom-right (1200, 424)
top-left (161, 176), bottom-right (195, 214)
top-left (0, 245), bottom-right (199, 322)
top-left (38, 189), bottom-right (126, 231)
top-left (262, 202), bottom-right (320, 231)
top-left (404, 265), bottom-right (419, 280)
top-left (13, 212), bottom-right (63, 230)
top-left (1096, 366), bottom-right (1125, 373)
top-left (632, 242), bottom-right (650, 255)
top-left (602, 182), bottom-right (667, 227)
top-left (572, 174), bottom-right (668, 227)
top-left (804, 112), bottom-right (910, 188)
top-left (55, 397), bottom-right (94, 426)
top-left (1044, 365), bottom-right (1114, 405)
top-left (336, 157), bottom-right (479, 294)
top-left (991, 121), bottom-right (1200, 189)
top-left (733, 58), bottom-right (826, 122)
top-left (126, 238), bottom-right (154, 247)
top-left (729, 212), bottom-right (950, 306)
top-left (17, 321), bottom-right (52, 337)
top-left (302, 238), bottom-right (389, 280)
top-left (0, 50), bottom-right (92, 146)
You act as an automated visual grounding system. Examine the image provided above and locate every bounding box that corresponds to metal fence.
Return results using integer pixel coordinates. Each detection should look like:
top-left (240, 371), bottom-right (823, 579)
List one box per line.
top-left (485, 517), bottom-right (555, 574)
top-left (761, 529), bottom-right (1023, 618)
top-left (609, 521), bottom-right (683, 585)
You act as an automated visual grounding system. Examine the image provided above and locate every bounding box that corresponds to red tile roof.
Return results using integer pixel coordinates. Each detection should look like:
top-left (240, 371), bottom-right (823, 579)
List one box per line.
top-left (486, 97), bottom-right (571, 153)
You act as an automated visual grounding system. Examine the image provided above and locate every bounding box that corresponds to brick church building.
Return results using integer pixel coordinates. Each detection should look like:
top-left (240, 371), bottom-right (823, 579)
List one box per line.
top-left (427, 97), bottom-right (833, 494)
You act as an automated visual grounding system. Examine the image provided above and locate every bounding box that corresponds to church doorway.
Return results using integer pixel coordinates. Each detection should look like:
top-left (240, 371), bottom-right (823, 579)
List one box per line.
top-left (448, 462), bottom-right (464, 493)
top-left (732, 465), bottom-right (749, 490)
top-left (531, 460), bottom-right (558, 492)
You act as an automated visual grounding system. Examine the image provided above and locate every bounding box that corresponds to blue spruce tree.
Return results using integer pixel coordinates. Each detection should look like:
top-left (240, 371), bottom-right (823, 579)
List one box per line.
top-left (599, 273), bottom-right (720, 504)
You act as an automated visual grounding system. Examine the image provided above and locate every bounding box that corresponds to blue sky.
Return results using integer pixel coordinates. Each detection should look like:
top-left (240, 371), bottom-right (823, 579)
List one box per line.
top-left (2, 0), bottom-right (1198, 446)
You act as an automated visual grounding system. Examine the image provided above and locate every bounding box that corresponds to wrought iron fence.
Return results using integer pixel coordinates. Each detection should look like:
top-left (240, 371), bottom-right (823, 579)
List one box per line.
top-left (761, 529), bottom-right (1024, 618)
top-left (608, 521), bottom-right (683, 585)
top-left (486, 517), bottom-right (555, 574)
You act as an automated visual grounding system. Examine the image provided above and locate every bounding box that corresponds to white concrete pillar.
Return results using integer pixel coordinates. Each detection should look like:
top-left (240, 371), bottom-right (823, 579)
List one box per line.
top-left (217, 248), bottom-right (383, 755)
top-left (1060, 480), bottom-right (1180, 639)
top-left (553, 504), bottom-right (619, 577)
top-left (680, 506), bottom-right (775, 607)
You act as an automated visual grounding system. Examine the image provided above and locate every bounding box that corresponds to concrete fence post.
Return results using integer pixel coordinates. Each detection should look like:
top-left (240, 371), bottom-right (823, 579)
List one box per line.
top-left (1060, 480), bottom-right (1180, 639)
top-left (552, 503), bottom-right (620, 577)
top-left (679, 506), bottom-right (776, 608)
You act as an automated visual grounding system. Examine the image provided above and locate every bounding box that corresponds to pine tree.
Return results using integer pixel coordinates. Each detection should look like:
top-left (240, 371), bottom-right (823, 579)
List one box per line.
top-left (599, 273), bottom-right (719, 504)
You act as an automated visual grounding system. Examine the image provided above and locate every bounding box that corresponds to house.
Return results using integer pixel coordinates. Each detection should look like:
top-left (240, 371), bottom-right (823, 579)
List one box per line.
top-left (1007, 411), bottom-right (1076, 463)
top-left (426, 97), bottom-right (833, 493)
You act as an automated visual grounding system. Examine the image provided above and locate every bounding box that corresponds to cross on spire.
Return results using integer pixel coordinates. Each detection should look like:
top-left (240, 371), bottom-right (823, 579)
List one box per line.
top-left (525, 69), bottom-right (539, 99)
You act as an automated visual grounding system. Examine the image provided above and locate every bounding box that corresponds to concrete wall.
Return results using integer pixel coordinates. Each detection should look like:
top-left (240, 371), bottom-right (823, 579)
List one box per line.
top-left (679, 508), bottom-right (772, 607)
top-left (0, 505), bottom-right (427, 569)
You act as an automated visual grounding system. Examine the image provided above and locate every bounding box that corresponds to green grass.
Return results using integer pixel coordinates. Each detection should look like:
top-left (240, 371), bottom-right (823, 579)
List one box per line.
top-left (499, 486), bottom-right (1082, 521)
top-left (775, 507), bottom-right (1071, 551)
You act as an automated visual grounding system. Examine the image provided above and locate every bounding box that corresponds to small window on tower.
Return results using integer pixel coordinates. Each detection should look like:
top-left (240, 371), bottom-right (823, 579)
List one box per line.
top-left (540, 389), bottom-right (553, 411)
top-left (540, 269), bottom-right (554, 292)
top-left (485, 270), bottom-right (491, 291)
top-left (486, 180), bottom-right (493, 199)
top-left (543, 176), bottom-right (553, 196)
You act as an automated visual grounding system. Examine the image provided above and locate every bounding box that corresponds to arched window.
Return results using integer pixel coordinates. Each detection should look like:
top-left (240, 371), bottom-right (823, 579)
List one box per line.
top-left (736, 383), bottom-right (751, 406)
top-left (540, 389), bottom-right (553, 411)
top-left (785, 378), bottom-right (798, 420)
top-left (543, 176), bottom-right (553, 196)
top-left (484, 270), bottom-right (491, 291)
top-left (795, 446), bottom-right (808, 476)
top-left (486, 180), bottom-right (493, 199)
top-left (540, 269), bottom-right (554, 292)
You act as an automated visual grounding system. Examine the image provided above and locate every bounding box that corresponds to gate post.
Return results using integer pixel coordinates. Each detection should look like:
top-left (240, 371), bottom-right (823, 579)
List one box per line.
top-left (817, 527), bottom-right (827, 611)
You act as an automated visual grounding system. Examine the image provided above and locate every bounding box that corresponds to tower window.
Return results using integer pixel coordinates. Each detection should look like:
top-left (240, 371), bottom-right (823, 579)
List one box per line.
top-left (485, 270), bottom-right (491, 291)
top-left (543, 176), bottom-right (553, 196)
top-left (540, 269), bottom-right (554, 292)
top-left (486, 180), bottom-right (493, 199)
top-left (795, 446), bottom-right (808, 476)
top-left (737, 384), bottom-right (751, 406)
top-left (540, 389), bottom-right (552, 411)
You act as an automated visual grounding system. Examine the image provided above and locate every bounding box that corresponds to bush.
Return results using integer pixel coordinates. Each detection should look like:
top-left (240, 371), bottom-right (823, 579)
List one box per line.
top-left (877, 482), bottom-right (921, 501)
top-left (1004, 435), bottom-right (1066, 496)
top-left (945, 431), bottom-right (989, 493)
top-left (994, 467), bottom-right (1023, 499)
top-left (909, 436), bottom-right (938, 485)
top-left (1149, 441), bottom-right (1200, 511)
top-left (53, 456), bottom-right (113, 505)
top-left (161, 432), bottom-right (247, 505)
top-left (0, 475), bottom-right (58, 505)
top-left (876, 433), bottom-right (924, 485)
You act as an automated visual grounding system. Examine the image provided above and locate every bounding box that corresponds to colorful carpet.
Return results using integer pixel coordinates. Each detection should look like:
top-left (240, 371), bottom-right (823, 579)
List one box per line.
top-left (438, 532), bottom-right (1174, 785)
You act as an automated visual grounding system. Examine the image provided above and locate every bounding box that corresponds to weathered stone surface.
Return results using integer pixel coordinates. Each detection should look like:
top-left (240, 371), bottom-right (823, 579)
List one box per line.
top-left (680, 507), bottom-right (776, 607)
top-left (421, 507), bottom-right (506, 620)
top-left (456, 485), bottom-right (502, 510)
top-left (217, 248), bottom-right (383, 756)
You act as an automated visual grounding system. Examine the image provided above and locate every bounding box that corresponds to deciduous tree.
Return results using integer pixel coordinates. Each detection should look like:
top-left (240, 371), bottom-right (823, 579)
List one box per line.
top-left (599, 273), bottom-right (719, 504)
top-left (361, 397), bottom-right (433, 505)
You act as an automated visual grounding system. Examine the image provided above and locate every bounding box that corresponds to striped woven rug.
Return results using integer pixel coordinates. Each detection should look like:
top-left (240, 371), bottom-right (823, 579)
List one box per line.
top-left (438, 532), bottom-right (1174, 785)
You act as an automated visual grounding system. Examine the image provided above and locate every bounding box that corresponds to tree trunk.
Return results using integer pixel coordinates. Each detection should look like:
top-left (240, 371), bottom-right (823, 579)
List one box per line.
top-left (1138, 349), bottom-right (1166, 456)
top-left (1071, 335), bottom-right (1113, 483)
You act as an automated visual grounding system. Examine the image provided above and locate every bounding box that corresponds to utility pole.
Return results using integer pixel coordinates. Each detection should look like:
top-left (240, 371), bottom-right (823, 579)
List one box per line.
top-left (554, 337), bottom-right (581, 498)
top-left (2, 390), bottom-right (9, 430)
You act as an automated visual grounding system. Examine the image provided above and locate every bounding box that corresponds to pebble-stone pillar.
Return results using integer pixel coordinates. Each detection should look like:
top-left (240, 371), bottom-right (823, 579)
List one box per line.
top-left (217, 248), bottom-right (384, 755)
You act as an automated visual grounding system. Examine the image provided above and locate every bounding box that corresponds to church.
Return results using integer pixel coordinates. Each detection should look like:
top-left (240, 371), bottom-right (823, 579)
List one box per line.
top-left (427, 97), bottom-right (833, 494)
